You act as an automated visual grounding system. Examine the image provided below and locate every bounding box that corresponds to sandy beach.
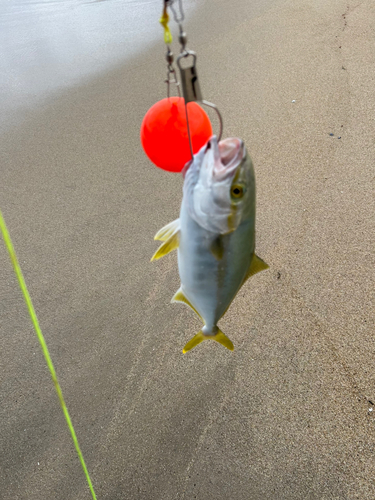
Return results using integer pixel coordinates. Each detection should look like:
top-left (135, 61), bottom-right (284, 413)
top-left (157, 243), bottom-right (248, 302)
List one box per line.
top-left (1, 0), bottom-right (374, 498)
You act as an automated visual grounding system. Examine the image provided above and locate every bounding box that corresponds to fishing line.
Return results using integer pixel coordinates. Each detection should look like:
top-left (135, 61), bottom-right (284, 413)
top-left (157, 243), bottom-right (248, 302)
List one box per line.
top-left (0, 210), bottom-right (97, 500)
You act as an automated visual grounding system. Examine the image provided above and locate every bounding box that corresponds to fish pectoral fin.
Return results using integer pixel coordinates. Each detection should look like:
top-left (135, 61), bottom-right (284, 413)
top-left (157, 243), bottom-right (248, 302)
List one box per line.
top-left (154, 218), bottom-right (180, 241)
top-left (210, 236), bottom-right (224, 260)
top-left (243, 253), bottom-right (269, 283)
top-left (151, 230), bottom-right (179, 261)
top-left (171, 288), bottom-right (202, 319)
top-left (182, 328), bottom-right (234, 354)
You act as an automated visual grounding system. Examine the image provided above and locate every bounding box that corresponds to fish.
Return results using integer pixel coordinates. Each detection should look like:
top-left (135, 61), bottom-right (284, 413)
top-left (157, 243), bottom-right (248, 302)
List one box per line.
top-left (151, 136), bottom-right (269, 353)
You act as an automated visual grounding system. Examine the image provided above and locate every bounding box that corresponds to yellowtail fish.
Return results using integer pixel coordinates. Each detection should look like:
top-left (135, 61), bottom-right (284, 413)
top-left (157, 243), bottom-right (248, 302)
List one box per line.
top-left (151, 136), bottom-right (269, 353)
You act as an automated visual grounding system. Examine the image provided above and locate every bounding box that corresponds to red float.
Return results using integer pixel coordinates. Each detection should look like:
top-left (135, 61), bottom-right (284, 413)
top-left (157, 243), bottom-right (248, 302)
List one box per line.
top-left (140, 97), bottom-right (213, 172)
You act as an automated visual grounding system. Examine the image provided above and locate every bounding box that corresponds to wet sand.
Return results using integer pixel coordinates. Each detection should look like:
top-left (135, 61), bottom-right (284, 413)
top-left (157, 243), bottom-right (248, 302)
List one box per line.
top-left (1, 0), bottom-right (374, 498)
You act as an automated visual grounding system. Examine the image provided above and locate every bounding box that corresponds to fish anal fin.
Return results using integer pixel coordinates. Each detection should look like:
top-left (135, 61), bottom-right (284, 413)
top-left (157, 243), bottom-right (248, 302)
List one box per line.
top-left (182, 328), bottom-right (234, 353)
top-left (171, 288), bottom-right (201, 319)
top-left (151, 231), bottom-right (179, 261)
top-left (243, 253), bottom-right (269, 283)
top-left (154, 219), bottom-right (180, 241)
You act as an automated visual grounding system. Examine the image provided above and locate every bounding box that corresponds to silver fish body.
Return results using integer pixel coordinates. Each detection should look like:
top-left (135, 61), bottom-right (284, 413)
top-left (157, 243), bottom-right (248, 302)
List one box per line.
top-left (178, 179), bottom-right (255, 333)
top-left (152, 136), bottom-right (268, 352)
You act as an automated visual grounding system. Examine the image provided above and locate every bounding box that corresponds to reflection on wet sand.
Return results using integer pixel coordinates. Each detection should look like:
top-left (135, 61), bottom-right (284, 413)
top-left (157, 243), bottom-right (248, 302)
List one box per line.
top-left (0, 0), bottom-right (195, 127)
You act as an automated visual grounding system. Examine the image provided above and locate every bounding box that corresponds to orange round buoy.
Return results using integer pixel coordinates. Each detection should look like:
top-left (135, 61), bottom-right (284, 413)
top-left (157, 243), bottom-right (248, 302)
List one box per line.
top-left (140, 97), bottom-right (212, 172)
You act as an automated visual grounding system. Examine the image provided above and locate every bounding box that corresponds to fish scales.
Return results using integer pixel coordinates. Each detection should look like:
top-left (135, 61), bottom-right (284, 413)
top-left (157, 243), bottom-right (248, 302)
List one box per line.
top-left (179, 206), bottom-right (254, 330)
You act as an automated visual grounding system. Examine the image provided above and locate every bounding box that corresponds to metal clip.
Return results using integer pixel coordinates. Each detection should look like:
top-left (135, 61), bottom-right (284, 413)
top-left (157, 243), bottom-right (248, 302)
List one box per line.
top-left (168, 0), bottom-right (224, 159)
top-left (177, 51), bottom-right (202, 103)
top-left (165, 49), bottom-right (181, 98)
top-left (177, 51), bottom-right (223, 148)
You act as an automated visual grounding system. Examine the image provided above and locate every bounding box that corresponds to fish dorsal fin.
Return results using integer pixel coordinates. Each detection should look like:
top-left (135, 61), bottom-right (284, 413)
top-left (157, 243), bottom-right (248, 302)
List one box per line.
top-left (243, 253), bottom-right (269, 284)
top-left (171, 288), bottom-right (201, 319)
top-left (151, 229), bottom-right (179, 261)
top-left (154, 219), bottom-right (180, 241)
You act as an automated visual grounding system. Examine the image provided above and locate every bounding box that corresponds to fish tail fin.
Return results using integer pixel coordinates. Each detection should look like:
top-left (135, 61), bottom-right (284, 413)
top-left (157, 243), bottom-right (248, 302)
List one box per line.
top-left (182, 328), bottom-right (234, 354)
top-left (182, 331), bottom-right (205, 353)
top-left (214, 329), bottom-right (235, 351)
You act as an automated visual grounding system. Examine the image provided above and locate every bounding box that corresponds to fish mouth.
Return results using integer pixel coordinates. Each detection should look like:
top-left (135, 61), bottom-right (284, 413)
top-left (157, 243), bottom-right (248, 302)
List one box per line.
top-left (207, 136), bottom-right (245, 181)
top-left (218, 137), bottom-right (244, 166)
top-left (182, 136), bottom-right (245, 179)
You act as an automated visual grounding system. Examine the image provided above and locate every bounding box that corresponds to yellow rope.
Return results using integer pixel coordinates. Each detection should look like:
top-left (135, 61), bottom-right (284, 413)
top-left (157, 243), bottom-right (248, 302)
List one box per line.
top-left (0, 210), bottom-right (97, 500)
top-left (160, 4), bottom-right (173, 44)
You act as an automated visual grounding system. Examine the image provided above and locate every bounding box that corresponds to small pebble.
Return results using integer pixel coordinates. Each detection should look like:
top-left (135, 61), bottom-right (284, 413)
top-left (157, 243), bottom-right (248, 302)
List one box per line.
top-left (292, 100), bottom-right (296, 103)
top-left (369, 408), bottom-right (373, 412)
top-left (338, 137), bottom-right (341, 139)
top-left (329, 133), bottom-right (334, 136)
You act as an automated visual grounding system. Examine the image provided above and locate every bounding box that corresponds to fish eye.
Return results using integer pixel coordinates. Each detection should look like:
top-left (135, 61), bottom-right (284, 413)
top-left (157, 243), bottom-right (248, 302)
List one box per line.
top-left (231, 184), bottom-right (245, 199)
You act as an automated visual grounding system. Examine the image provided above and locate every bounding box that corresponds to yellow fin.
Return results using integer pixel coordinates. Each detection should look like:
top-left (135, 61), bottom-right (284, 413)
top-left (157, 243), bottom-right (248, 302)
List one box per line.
top-left (183, 328), bottom-right (234, 354)
top-left (151, 230), bottom-right (179, 261)
top-left (243, 253), bottom-right (269, 283)
top-left (214, 329), bottom-right (234, 351)
top-left (210, 236), bottom-right (224, 260)
top-left (154, 219), bottom-right (180, 241)
top-left (182, 331), bottom-right (205, 353)
top-left (171, 288), bottom-right (201, 319)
